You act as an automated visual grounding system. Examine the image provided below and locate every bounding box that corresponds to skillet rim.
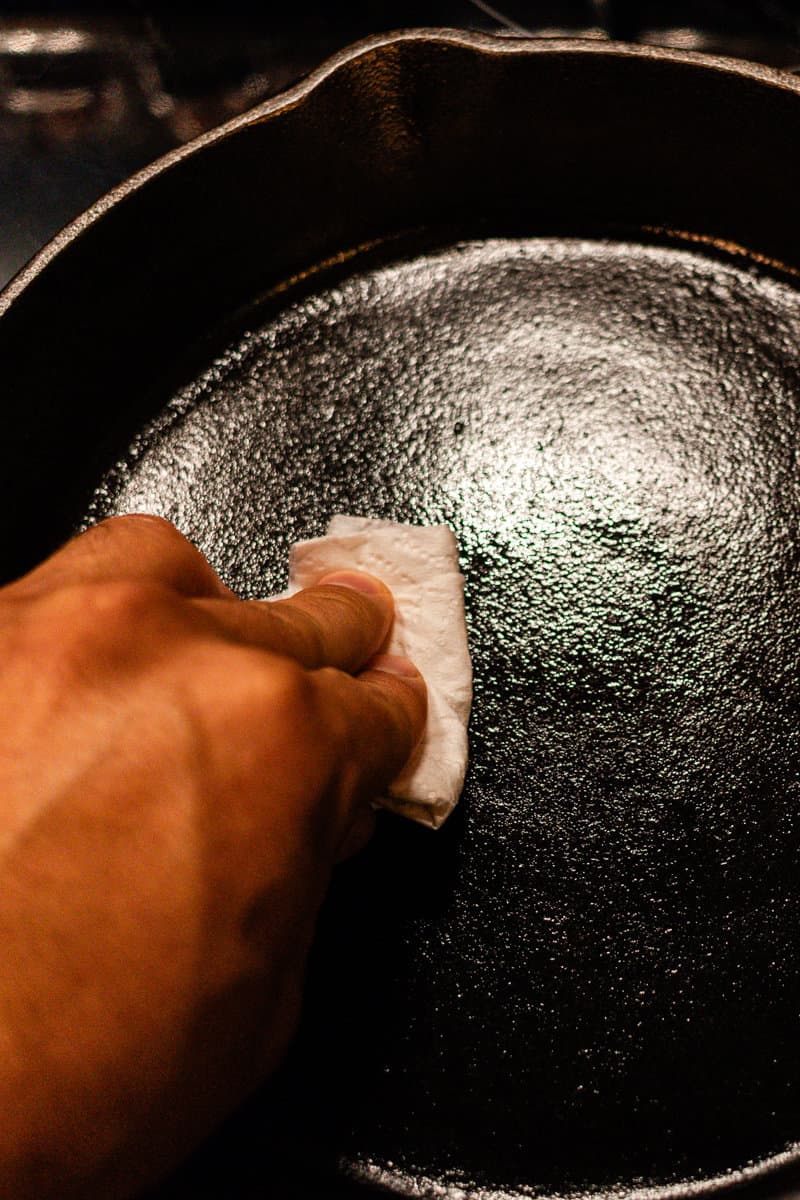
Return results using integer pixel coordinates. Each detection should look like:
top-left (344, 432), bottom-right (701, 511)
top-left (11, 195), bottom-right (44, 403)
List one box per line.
top-left (2, 27), bottom-right (800, 320)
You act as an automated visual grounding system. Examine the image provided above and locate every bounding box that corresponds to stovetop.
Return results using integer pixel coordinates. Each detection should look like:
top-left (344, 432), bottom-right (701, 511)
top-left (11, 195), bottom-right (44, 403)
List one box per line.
top-left (1, 1), bottom-right (799, 290)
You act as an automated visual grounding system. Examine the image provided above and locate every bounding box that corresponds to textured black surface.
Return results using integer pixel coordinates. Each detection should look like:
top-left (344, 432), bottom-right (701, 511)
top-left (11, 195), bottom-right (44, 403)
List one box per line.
top-left (4, 34), bottom-right (800, 594)
top-left (90, 235), bottom-right (800, 1198)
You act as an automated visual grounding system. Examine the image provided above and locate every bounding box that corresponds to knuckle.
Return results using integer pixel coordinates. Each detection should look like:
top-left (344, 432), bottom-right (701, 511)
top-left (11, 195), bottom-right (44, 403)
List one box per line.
top-left (93, 513), bottom-right (181, 542)
top-left (200, 648), bottom-right (317, 728)
top-left (193, 650), bottom-right (331, 782)
top-left (75, 579), bottom-right (174, 628)
top-left (89, 514), bottom-right (224, 596)
top-left (88, 514), bottom-right (195, 564)
top-left (252, 655), bottom-right (317, 726)
top-left (31, 580), bottom-right (177, 668)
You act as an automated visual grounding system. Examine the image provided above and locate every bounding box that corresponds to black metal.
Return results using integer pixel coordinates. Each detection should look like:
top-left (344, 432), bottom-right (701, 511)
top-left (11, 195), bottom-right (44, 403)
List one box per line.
top-left (1, 3), bottom-right (800, 290)
top-left (4, 29), bottom-right (800, 1200)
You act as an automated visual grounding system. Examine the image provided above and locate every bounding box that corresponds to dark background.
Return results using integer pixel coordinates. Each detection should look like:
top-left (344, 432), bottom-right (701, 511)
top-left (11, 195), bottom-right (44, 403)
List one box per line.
top-left (1, 0), bottom-right (799, 290)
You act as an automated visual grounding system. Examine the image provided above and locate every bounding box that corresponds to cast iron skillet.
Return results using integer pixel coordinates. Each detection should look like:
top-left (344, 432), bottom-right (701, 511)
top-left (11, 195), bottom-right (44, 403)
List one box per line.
top-left (3, 28), bottom-right (800, 1200)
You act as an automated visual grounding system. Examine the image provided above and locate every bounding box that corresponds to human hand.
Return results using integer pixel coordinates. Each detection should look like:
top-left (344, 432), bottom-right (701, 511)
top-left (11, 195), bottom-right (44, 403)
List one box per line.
top-left (0, 514), bottom-right (426, 1199)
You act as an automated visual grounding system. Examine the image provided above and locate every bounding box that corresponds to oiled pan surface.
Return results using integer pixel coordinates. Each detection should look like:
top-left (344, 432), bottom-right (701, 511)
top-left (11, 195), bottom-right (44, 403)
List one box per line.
top-left (92, 238), bottom-right (800, 1199)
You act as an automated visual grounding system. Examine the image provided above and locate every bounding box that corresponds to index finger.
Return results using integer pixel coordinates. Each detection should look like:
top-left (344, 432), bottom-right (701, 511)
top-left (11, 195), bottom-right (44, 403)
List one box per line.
top-left (315, 654), bottom-right (428, 829)
top-left (194, 571), bottom-right (395, 673)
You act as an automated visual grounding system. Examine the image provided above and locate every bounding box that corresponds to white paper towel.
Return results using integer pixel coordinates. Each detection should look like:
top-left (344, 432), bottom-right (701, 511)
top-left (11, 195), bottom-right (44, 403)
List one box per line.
top-left (282, 516), bottom-right (472, 829)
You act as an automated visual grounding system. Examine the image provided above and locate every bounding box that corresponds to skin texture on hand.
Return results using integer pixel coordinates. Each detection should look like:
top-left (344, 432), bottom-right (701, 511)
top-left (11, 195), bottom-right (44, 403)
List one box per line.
top-left (0, 514), bottom-right (426, 1200)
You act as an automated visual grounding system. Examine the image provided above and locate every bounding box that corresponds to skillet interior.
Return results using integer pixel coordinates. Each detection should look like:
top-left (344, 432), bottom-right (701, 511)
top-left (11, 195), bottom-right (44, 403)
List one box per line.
top-left (84, 232), bottom-right (800, 1200)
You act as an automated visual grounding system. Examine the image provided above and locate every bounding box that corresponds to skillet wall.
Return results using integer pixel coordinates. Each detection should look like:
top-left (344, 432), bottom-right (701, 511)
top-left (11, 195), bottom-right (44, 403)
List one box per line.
top-left (0, 33), bottom-right (799, 581)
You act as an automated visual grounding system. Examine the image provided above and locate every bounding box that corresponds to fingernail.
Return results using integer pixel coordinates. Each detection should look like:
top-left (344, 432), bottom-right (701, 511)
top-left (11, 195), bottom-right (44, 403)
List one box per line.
top-left (318, 570), bottom-right (385, 597)
top-left (368, 653), bottom-right (420, 678)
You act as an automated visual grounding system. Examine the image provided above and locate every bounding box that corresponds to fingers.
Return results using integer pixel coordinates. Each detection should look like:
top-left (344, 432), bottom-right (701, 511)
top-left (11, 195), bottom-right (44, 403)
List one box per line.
top-left (316, 654), bottom-right (428, 830)
top-left (12, 515), bottom-right (234, 599)
top-left (193, 571), bottom-right (394, 673)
